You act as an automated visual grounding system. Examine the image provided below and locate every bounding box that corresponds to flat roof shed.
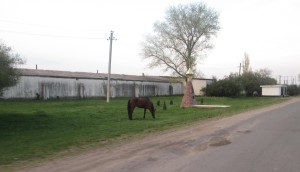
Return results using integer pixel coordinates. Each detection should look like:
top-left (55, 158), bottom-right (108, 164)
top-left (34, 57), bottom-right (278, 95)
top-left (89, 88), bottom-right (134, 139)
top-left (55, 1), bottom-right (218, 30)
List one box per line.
top-left (260, 85), bottom-right (287, 97)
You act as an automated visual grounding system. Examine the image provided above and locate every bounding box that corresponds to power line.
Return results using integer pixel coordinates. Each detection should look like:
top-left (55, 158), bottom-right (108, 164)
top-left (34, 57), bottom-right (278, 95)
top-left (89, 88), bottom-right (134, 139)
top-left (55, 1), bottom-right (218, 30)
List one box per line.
top-left (278, 75), bottom-right (297, 85)
top-left (0, 19), bottom-right (106, 32)
top-left (0, 29), bottom-right (107, 40)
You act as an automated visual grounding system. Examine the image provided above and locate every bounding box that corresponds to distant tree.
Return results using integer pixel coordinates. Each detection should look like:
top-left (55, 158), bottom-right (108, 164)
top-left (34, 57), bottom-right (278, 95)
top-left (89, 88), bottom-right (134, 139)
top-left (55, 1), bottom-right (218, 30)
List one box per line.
top-left (242, 52), bottom-right (251, 74)
top-left (0, 42), bottom-right (24, 96)
top-left (194, 69), bottom-right (205, 78)
top-left (202, 69), bottom-right (277, 97)
top-left (241, 72), bottom-right (258, 96)
top-left (241, 69), bottom-right (276, 96)
top-left (203, 73), bottom-right (242, 97)
top-left (287, 85), bottom-right (300, 96)
top-left (257, 68), bottom-right (272, 78)
top-left (142, 2), bottom-right (220, 79)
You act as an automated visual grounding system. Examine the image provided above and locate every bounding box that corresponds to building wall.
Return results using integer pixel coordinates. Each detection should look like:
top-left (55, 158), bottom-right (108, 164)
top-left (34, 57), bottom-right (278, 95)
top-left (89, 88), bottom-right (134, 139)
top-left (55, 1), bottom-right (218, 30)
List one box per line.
top-left (192, 79), bottom-right (212, 96)
top-left (261, 85), bottom-right (287, 96)
top-left (2, 76), bottom-right (183, 99)
top-left (261, 87), bottom-right (281, 96)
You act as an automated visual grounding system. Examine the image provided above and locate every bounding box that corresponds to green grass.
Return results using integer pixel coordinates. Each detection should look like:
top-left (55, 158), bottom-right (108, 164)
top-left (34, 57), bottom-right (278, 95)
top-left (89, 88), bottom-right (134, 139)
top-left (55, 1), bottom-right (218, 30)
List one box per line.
top-left (0, 96), bottom-right (287, 170)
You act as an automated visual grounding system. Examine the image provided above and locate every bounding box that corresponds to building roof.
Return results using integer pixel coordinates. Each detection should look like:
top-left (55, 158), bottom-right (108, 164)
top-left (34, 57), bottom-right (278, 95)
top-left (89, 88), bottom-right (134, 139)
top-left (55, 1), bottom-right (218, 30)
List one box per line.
top-left (260, 85), bottom-right (287, 88)
top-left (18, 68), bottom-right (177, 83)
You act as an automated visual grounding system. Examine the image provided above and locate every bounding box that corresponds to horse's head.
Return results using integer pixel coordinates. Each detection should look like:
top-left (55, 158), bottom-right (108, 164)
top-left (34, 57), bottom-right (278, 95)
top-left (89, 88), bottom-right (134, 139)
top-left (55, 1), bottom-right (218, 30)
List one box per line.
top-left (150, 103), bottom-right (156, 119)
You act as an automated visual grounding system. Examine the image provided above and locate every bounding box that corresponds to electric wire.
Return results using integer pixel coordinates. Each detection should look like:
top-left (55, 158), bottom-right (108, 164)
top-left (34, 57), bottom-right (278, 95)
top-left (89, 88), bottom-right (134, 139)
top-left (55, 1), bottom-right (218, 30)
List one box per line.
top-left (0, 29), bottom-right (107, 40)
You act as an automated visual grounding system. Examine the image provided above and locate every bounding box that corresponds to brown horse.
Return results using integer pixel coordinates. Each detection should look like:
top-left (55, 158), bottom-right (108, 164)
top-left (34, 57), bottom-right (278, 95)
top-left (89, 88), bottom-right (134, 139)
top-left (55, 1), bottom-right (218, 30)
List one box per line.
top-left (127, 97), bottom-right (155, 120)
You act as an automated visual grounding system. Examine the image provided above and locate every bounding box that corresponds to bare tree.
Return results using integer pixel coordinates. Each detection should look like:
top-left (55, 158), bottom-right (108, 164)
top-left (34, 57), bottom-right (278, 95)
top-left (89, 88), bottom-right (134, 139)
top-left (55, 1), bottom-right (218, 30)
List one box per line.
top-left (141, 2), bottom-right (220, 79)
top-left (257, 68), bottom-right (272, 77)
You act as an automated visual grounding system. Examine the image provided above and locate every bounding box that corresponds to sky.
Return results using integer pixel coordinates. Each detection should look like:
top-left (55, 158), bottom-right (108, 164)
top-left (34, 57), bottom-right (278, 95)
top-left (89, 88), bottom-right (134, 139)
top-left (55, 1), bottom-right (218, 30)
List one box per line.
top-left (0, 0), bottom-right (299, 84)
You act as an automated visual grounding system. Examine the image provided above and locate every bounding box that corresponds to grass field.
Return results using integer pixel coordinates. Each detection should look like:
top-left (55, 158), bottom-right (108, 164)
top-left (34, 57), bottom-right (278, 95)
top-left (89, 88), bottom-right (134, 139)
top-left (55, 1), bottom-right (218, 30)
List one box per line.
top-left (0, 96), bottom-right (287, 169)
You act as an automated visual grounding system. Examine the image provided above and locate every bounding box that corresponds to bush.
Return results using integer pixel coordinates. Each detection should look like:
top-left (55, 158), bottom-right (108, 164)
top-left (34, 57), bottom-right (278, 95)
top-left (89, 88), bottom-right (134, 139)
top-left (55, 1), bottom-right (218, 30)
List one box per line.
top-left (202, 71), bottom-right (277, 97)
top-left (203, 74), bottom-right (242, 97)
top-left (287, 85), bottom-right (300, 96)
top-left (0, 42), bottom-right (24, 95)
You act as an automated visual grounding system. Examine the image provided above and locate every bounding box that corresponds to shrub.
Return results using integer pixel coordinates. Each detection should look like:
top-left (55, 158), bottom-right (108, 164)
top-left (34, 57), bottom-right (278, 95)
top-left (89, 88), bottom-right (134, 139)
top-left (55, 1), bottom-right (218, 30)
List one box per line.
top-left (287, 85), bottom-right (300, 96)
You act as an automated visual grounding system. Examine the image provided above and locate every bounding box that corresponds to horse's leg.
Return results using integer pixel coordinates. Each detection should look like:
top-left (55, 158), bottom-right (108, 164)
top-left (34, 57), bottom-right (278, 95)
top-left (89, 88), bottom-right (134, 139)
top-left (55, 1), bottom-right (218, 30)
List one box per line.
top-left (143, 108), bottom-right (146, 119)
top-left (127, 101), bottom-right (130, 120)
top-left (129, 108), bottom-right (132, 120)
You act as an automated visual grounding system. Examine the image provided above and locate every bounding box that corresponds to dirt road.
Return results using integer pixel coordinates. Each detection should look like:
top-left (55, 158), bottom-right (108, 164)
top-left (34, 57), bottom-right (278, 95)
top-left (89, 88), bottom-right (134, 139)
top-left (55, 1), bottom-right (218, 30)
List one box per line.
top-left (17, 98), bottom-right (299, 172)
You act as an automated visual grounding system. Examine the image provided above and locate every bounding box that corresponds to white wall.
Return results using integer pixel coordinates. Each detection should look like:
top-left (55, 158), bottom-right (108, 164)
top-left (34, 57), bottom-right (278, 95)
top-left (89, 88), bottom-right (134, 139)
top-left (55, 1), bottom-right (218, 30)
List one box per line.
top-left (261, 85), bottom-right (287, 96)
top-left (262, 87), bottom-right (281, 96)
top-left (2, 76), bottom-right (183, 99)
top-left (192, 79), bottom-right (211, 96)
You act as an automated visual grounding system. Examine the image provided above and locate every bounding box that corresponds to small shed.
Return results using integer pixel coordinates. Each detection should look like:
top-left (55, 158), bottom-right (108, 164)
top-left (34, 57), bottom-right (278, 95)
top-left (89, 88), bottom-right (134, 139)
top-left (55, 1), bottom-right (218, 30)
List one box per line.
top-left (260, 85), bottom-right (287, 97)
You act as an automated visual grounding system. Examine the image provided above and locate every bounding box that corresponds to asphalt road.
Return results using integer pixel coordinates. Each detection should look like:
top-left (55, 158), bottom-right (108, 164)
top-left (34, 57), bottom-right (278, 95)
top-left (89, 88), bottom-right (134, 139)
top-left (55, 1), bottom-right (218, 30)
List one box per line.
top-left (19, 98), bottom-right (300, 172)
top-left (180, 98), bottom-right (300, 172)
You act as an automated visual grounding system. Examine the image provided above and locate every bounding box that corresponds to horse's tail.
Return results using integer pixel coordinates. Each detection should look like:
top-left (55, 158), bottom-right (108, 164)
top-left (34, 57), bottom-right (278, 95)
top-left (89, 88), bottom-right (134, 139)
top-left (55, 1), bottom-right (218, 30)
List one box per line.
top-left (127, 99), bottom-right (132, 120)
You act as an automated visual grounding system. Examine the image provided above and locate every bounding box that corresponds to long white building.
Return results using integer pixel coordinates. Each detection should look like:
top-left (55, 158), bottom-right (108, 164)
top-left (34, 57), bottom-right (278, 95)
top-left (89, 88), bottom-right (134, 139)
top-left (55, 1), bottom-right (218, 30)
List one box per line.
top-left (1, 69), bottom-right (212, 99)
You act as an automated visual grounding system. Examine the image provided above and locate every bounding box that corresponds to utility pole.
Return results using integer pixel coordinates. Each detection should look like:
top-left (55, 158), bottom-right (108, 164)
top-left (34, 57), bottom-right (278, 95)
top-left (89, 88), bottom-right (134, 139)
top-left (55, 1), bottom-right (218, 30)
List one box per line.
top-left (107, 31), bottom-right (116, 103)
top-left (238, 63), bottom-right (241, 76)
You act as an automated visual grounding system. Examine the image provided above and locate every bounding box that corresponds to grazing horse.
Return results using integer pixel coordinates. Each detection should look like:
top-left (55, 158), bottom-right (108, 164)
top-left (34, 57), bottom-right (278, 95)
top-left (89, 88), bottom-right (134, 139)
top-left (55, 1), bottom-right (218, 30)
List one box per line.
top-left (127, 97), bottom-right (155, 120)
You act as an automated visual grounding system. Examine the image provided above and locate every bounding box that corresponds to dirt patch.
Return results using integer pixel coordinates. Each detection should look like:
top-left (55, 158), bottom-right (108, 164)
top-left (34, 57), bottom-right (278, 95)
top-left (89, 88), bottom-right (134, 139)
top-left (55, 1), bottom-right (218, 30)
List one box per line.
top-left (194, 133), bottom-right (231, 151)
top-left (237, 129), bottom-right (252, 134)
top-left (194, 143), bottom-right (209, 152)
top-left (209, 136), bottom-right (231, 147)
